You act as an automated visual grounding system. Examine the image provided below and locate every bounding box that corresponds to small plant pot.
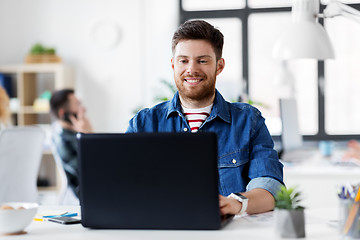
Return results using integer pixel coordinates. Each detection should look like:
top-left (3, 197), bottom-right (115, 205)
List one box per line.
top-left (274, 208), bottom-right (306, 238)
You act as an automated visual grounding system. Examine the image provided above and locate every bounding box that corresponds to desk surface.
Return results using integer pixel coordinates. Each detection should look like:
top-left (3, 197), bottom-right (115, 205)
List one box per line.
top-left (4, 205), bottom-right (342, 240)
top-left (283, 149), bottom-right (360, 209)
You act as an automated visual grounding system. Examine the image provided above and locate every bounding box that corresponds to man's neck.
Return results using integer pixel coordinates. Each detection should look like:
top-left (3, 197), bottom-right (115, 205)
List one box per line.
top-left (179, 94), bottom-right (215, 109)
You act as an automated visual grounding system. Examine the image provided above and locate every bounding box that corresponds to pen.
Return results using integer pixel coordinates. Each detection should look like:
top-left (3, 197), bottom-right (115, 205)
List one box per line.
top-left (346, 182), bottom-right (355, 199)
top-left (34, 218), bottom-right (48, 222)
top-left (338, 186), bottom-right (345, 199)
top-left (43, 212), bottom-right (78, 218)
top-left (343, 187), bottom-right (360, 234)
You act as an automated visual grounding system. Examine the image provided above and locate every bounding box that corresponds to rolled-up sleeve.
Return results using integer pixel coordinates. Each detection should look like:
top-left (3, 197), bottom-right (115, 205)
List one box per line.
top-left (246, 177), bottom-right (283, 197)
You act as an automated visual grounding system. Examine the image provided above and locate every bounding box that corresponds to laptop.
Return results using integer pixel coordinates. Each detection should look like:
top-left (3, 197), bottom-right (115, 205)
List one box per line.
top-left (77, 132), bottom-right (232, 230)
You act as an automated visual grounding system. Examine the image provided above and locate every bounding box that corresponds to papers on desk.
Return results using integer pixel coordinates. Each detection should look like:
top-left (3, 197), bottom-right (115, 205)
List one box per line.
top-left (280, 146), bottom-right (360, 168)
top-left (34, 211), bottom-right (78, 221)
top-left (242, 211), bottom-right (274, 225)
top-left (331, 157), bottom-right (360, 167)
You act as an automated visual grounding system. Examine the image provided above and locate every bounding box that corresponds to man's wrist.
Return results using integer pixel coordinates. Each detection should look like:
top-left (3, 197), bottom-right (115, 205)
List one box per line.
top-left (228, 192), bottom-right (248, 214)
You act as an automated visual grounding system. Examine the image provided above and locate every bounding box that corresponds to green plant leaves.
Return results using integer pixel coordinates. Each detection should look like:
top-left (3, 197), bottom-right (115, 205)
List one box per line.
top-left (30, 43), bottom-right (56, 55)
top-left (275, 186), bottom-right (304, 210)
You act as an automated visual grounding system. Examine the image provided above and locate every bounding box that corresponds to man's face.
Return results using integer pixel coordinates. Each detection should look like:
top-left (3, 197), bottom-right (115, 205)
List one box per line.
top-left (171, 39), bottom-right (224, 103)
top-left (66, 93), bottom-right (82, 114)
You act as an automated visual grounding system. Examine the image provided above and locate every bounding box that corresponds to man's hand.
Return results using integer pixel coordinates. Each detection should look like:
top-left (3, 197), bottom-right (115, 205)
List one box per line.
top-left (219, 195), bottom-right (242, 215)
top-left (69, 106), bottom-right (93, 133)
top-left (219, 188), bottom-right (275, 216)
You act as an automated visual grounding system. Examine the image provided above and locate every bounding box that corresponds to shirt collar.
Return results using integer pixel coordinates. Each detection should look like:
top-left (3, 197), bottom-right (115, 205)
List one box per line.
top-left (166, 89), bottom-right (231, 123)
top-left (166, 91), bottom-right (182, 118)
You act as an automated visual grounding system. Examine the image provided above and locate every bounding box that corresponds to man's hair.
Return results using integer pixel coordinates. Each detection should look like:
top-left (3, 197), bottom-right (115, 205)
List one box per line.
top-left (172, 20), bottom-right (224, 60)
top-left (50, 89), bottom-right (74, 119)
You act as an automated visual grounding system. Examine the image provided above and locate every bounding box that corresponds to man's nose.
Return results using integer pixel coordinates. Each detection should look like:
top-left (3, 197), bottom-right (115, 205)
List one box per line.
top-left (186, 61), bottom-right (199, 75)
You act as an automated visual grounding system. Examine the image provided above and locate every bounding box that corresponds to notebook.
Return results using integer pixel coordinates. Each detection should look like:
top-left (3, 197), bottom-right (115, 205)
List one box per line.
top-left (77, 132), bottom-right (232, 230)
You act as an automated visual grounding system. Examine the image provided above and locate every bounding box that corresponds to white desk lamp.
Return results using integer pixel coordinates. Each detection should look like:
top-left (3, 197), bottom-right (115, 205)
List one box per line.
top-left (273, 0), bottom-right (360, 60)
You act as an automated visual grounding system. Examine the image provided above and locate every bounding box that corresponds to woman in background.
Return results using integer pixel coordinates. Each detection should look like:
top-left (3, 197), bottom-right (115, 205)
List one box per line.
top-left (343, 140), bottom-right (360, 161)
top-left (0, 86), bottom-right (11, 129)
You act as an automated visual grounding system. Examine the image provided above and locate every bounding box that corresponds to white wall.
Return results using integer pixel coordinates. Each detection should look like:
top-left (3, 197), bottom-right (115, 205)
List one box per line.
top-left (0, 0), bottom-right (178, 132)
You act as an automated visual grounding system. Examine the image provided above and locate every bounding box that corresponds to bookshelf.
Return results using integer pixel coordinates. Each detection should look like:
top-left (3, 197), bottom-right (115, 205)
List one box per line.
top-left (0, 63), bottom-right (74, 197)
top-left (0, 63), bottom-right (74, 125)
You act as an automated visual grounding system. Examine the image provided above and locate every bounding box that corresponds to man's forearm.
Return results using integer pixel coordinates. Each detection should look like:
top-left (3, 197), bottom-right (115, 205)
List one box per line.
top-left (242, 188), bottom-right (275, 215)
top-left (219, 188), bottom-right (275, 216)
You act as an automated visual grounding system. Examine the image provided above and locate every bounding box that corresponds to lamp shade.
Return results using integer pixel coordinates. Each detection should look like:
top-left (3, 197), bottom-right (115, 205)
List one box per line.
top-left (273, 21), bottom-right (335, 60)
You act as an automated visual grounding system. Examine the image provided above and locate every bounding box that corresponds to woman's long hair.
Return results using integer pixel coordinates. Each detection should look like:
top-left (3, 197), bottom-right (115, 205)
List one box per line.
top-left (0, 86), bottom-right (10, 126)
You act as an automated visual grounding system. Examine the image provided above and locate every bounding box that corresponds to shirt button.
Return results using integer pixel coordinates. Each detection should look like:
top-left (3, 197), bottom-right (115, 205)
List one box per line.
top-left (184, 128), bottom-right (188, 132)
top-left (232, 159), bottom-right (237, 164)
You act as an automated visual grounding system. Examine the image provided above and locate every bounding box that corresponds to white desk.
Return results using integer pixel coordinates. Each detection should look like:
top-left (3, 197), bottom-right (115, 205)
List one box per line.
top-left (5, 205), bottom-right (342, 239)
top-left (284, 150), bottom-right (360, 209)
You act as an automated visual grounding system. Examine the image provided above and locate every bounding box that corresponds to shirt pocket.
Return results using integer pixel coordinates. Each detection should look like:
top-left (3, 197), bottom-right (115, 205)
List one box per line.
top-left (218, 149), bottom-right (249, 196)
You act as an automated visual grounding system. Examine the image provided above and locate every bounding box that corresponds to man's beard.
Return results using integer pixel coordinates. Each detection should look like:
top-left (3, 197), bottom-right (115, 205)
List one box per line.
top-left (175, 74), bottom-right (216, 103)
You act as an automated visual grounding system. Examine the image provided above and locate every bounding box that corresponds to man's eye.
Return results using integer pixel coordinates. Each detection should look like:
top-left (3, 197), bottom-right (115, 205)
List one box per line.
top-left (179, 59), bottom-right (187, 64)
top-left (199, 60), bottom-right (208, 64)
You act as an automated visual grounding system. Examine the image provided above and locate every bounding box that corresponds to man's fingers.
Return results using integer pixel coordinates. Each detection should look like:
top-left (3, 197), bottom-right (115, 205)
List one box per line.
top-left (77, 106), bottom-right (86, 120)
top-left (219, 195), bottom-right (242, 215)
top-left (219, 203), bottom-right (232, 215)
top-left (218, 195), bottom-right (227, 207)
top-left (69, 115), bottom-right (77, 125)
top-left (219, 195), bottom-right (232, 215)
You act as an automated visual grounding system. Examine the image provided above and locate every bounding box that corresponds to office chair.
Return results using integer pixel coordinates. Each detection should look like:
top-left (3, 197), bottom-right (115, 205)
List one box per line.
top-left (50, 143), bottom-right (68, 204)
top-left (51, 143), bottom-right (78, 205)
top-left (0, 126), bottom-right (45, 202)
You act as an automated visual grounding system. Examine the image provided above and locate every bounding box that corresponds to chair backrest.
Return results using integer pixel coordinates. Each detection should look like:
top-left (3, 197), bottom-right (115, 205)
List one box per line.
top-left (0, 126), bottom-right (45, 202)
top-left (50, 143), bottom-right (69, 204)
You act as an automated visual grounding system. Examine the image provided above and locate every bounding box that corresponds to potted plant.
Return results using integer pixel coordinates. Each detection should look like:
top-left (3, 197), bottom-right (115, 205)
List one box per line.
top-left (274, 186), bottom-right (306, 238)
top-left (25, 43), bottom-right (61, 63)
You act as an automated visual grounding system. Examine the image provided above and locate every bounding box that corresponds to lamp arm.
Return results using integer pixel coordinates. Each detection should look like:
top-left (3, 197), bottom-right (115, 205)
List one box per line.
top-left (322, 0), bottom-right (360, 21)
top-left (341, 11), bottom-right (360, 24)
top-left (337, 1), bottom-right (360, 17)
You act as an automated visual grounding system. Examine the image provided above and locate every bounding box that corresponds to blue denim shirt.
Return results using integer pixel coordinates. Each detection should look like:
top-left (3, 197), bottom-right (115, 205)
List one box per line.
top-left (126, 90), bottom-right (284, 197)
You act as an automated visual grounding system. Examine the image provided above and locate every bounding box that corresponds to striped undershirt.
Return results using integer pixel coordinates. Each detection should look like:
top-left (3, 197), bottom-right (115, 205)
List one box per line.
top-left (182, 104), bottom-right (213, 132)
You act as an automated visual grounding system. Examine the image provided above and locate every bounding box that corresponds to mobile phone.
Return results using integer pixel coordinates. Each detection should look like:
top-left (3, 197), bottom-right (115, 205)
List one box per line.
top-left (62, 112), bottom-right (77, 124)
top-left (48, 216), bottom-right (81, 224)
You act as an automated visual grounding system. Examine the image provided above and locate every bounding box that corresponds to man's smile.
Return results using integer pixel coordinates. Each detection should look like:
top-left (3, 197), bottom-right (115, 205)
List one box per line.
top-left (184, 77), bottom-right (203, 84)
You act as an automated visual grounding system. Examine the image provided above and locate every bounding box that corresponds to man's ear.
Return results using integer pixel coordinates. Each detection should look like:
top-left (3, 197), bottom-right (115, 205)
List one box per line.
top-left (58, 108), bottom-right (65, 119)
top-left (171, 57), bottom-right (174, 70)
top-left (216, 58), bottom-right (225, 76)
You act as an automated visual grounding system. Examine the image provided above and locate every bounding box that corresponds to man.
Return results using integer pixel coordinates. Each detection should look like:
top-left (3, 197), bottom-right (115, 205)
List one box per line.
top-left (127, 20), bottom-right (284, 215)
top-left (50, 89), bottom-right (93, 198)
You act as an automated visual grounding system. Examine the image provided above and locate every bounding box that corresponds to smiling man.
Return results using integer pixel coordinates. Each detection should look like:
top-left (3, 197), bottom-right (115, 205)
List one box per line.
top-left (126, 20), bottom-right (284, 216)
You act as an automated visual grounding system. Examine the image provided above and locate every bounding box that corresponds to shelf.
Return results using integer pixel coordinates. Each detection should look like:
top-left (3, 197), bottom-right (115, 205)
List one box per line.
top-left (0, 63), bottom-right (74, 126)
top-left (11, 106), bottom-right (49, 114)
top-left (0, 63), bottom-right (68, 73)
top-left (19, 106), bottom-right (50, 114)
